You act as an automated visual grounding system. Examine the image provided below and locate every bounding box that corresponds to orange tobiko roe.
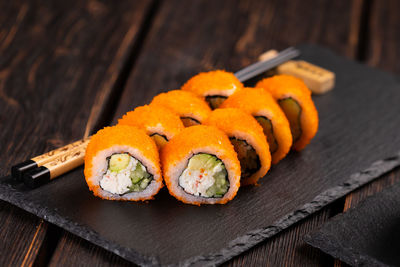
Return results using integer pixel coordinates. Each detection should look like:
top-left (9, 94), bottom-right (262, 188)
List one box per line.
top-left (150, 90), bottom-right (211, 125)
top-left (161, 125), bottom-right (241, 205)
top-left (220, 88), bottom-right (292, 164)
top-left (181, 70), bottom-right (243, 98)
top-left (84, 125), bottom-right (162, 201)
top-left (203, 108), bottom-right (271, 185)
top-left (256, 75), bottom-right (319, 151)
top-left (117, 105), bottom-right (184, 141)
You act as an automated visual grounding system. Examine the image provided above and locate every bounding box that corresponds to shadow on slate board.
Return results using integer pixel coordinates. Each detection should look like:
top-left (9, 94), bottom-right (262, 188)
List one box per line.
top-left (1, 44), bottom-right (400, 266)
top-left (304, 181), bottom-right (400, 267)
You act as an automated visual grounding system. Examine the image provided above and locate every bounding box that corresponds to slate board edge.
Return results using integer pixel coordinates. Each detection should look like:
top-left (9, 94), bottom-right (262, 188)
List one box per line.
top-left (0, 151), bottom-right (399, 267)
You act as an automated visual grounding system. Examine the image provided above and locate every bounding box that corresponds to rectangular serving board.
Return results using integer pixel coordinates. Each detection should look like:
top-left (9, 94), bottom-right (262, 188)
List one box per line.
top-left (1, 45), bottom-right (400, 266)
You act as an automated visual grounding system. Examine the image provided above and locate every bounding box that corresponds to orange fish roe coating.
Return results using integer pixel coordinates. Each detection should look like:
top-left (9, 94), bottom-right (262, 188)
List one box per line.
top-left (84, 125), bottom-right (162, 201)
top-left (117, 105), bottom-right (184, 141)
top-left (181, 70), bottom-right (243, 98)
top-left (220, 88), bottom-right (292, 164)
top-left (256, 75), bottom-right (319, 151)
top-left (203, 108), bottom-right (271, 185)
top-left (161, 125), bottom-right (241, 205)
top-left (150, 90), bottom-right (211, 125)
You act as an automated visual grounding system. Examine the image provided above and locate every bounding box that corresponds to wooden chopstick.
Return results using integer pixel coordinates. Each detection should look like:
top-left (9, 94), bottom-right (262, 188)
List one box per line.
top-left (11, 138), bottom-right (90, 181)
top-left (11, 47), bottom-right (299, 188)
top-left (23, 142), bottom-right (88, 188)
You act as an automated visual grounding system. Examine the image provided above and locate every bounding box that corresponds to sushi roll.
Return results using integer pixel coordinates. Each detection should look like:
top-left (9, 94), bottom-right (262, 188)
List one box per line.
top-left (151, 90), bottom-right (211, 127)
top-left (181, 70), bottom-right (244, 109)
top-left (256, 75), bottom-right (318, 150)
top-left (220, 88), bottom-right (292, 164)
top-left (161, 125), bottom-right (241, 205)
top-left (117, 105), bottom-right (184, 150)
top-left (84, 125), bottom-right (162, 201)
top-left (203, 108), bottom-right (271, 185)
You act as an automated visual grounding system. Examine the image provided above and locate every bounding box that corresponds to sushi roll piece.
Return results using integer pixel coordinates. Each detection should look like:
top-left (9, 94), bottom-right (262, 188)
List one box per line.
top-left (117, 105), bottom-right (184, 150)
top-left (84, 125), bottom-right (162, 201)
top-left (162, 125), bottom-right (241, 205)
top-left (203, 108), bottom-right (271, 185)
top-left (220, 88), bottom-right (292, 164)
top-left (256, 75), bottom-right (318, 150)
top-left (150, 90), bottom-right (211, 127)
top-left (181, 70), bottom-right (244, 109)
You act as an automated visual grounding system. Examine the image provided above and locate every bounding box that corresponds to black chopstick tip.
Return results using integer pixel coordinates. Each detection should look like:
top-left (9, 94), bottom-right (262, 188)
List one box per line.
top-left (23, 166), bottom-right (50, 189)
top-left (11, 160), bottom-right (38, 182)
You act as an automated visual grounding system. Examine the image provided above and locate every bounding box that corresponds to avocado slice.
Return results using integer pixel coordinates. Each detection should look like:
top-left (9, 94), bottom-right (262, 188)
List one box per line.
top-left (150, 133), bottom-right (168, 149)
top-left (255, 116), bottom-right (279, 154)
top-left (180, 117), bottom-right (201, 127)
top-left (109, 153), bottom-right (130, 172)
top-left (230, 138), bottom-right (261, 179)
top-left (205, 95), bottom-right (227, 110)
top-left (278, 97), bottom-right (302, 142)
top-left (187, 153), bottom-right (221, 171)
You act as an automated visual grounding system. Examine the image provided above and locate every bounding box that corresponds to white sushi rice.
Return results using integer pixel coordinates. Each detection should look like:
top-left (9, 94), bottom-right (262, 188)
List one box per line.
top-left (203, 84), bottom-right (238, 97)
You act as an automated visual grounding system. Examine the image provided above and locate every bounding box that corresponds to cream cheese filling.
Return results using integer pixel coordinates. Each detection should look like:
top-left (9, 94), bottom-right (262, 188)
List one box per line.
top-left (179, 161), bottom-right (224, 197)
top-left (100, 155), bottom-right (138, 195)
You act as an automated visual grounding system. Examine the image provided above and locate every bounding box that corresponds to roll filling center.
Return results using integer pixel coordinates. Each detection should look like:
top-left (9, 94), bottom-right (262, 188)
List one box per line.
top-left (100, 153), bottom-right (153, 195)
top-left (179, 153), bottom-right (229, 198)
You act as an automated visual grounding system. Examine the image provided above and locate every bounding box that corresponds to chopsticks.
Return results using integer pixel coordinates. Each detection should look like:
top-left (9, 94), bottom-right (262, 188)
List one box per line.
top-left (11, 47), bottom-right (300, 188)
top-left (234, 47), bottom-right (300, 82)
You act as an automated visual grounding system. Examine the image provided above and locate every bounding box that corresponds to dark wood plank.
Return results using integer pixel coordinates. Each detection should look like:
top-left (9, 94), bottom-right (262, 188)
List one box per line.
top-left (49, 0), bottom-right (367, 265)
top-left (366, 0), bottom-right (400, 73)
top-left (49, 232), bottom-right (132, 267)
top-left (113, 0), bottom-right (362, 122)
top-left (0, 0), bottom-right (152, 265)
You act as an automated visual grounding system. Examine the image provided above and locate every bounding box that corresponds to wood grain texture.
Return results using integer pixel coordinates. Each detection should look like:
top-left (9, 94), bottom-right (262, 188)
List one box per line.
top-left (49, 232), bottom-right (132, 267)
top-left (366, 0), bottom-right (400, 73)
top-left (0, 204), bottom-right (47, 267)
top-left (0, 0), bottom-right (152, 265)
top-left (112, 0), bottom-right (363, 122)
top-left (50, 0), bottom-right (366, 265)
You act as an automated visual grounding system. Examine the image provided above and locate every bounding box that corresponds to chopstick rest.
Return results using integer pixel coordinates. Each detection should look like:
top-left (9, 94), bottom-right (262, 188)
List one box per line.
top-left (11, 138), bottom-right (89, 181)
top-left (23, 143), bottom-right (87, 188)
top-left (258, 50), bottom-right (335, 94)
top-left (277, 60), bottom-right (335, 94)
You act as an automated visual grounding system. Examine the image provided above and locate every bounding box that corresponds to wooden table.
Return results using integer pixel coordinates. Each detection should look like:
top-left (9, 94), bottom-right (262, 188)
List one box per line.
top-left (1, 0), bottom-right (399, 266)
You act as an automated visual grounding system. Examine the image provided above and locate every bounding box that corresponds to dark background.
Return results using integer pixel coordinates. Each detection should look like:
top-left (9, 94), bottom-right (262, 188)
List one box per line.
top-left (0, 0), bottom-right (399, 266)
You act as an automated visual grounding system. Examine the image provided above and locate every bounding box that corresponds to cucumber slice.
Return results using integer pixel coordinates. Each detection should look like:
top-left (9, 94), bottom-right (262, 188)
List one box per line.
top-left (109, 153), bottom-right (130, 172)
top-left (278, 97), bottom-right (302, 142)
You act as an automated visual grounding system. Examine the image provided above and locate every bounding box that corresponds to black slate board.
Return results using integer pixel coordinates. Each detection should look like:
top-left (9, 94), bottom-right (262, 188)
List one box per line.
top-left (1, 45), bottom-right (400, 266)
top-left (304, 181), bottom-right (400, 267)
